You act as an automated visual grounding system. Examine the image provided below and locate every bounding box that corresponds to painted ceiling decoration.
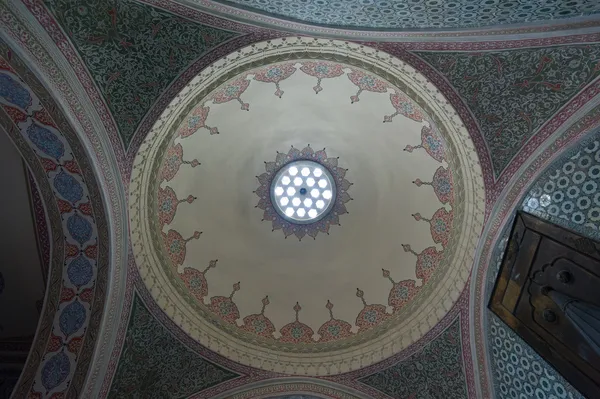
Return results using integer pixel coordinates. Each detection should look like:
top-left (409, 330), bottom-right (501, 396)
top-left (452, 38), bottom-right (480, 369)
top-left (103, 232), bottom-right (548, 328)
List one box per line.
top-left (129, 37), bottom-right (485, 375)
top-left (470, 103), bottom-right (600, 397)
top-left (483, 134), bottom-right (600, 399)
top-left (254, 145), bottom-right (353, 240)
top-left (416, 44), bottom-right (600, 178)
top-left (358, 316), bottom-right (466, 398)
top-left (108, 294), bottom-right (240, 398)
top-left (224, 383), bottom-right (366, 399)
top-left (1, 0), bottom-right (600, 398)
top-left (4, 0), bottom-right (285, 180)
top-left (0, 43), bottom-right (110, 398)
top-left (42, 0), bottom-right (239, 147)
top-left (365, 36), bottom-right (600, 197)
top-left (107, 277), bottom-right (473, 398)
top-left (520, 138), bottom-right (600, 239)
top-left (212, 0), bottom-right (600, 30)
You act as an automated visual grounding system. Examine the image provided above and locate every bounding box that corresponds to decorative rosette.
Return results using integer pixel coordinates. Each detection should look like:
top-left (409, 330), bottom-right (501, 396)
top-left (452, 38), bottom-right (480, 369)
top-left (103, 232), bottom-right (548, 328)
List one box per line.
top-left (254, 145), bottom-right (353, 240)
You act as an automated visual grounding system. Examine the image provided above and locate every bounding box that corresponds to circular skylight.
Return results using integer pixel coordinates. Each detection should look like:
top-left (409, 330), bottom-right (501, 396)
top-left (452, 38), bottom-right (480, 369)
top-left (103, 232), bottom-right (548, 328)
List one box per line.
top-left (270, 160), bottom-right (336, 223)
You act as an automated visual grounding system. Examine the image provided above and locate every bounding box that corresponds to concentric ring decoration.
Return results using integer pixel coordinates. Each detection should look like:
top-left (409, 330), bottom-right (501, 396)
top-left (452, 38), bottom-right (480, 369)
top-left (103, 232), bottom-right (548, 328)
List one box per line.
top-left (256, 145), bottom-right (352, 239)
top-left (129, 37), bottom-right (485, 375)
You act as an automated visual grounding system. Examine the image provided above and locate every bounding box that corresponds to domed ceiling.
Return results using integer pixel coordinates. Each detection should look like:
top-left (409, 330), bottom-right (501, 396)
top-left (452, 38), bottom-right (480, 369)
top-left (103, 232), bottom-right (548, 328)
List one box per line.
top-left (129, 38), bottom-right (484, 373)
top-left (3, 0), bottom-right (600, 398)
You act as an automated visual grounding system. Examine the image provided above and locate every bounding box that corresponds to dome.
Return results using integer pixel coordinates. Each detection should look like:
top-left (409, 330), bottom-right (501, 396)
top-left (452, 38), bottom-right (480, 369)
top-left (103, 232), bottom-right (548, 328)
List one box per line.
top-left (129, 37), bottom-right (485, 374)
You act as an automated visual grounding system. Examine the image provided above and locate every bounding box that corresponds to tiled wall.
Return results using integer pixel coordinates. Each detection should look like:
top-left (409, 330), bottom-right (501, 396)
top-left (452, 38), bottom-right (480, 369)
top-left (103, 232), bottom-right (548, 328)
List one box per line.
top-left (485, 133), bottom-right (600, 399)
top-left (213, 0), bottom-right (600, 30)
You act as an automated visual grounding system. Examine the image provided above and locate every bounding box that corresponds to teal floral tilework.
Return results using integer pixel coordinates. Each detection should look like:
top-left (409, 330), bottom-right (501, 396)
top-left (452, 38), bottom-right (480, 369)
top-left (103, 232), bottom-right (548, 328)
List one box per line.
top-left (359, 317), bottom-right (467, 398)
top-left (416, 47), bottom-right (600, 177)
top-left (214, 0), bottom-right (600, 30)
top-left (108, 294), bottom-right (238, 398)
top-left (44, 0), bottom-right (238, 146)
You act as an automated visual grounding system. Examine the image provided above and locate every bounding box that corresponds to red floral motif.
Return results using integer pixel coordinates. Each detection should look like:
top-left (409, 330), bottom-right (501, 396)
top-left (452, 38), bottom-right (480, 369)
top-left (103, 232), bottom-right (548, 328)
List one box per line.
top-left (161, 143), bottom-right (200, 182)
top-left (60, 287), bottom-right (76, 303)
top-left (300, 61), bottom-right (345, 94)
top-left (65, 243), bottom-right (79, 259)
top-left (157, 186), bottom-right (195, 227)
top-left (347, 69), bottom-right (388, 103)
top-left (317, 300), bottom-right (353, 342)
top-left (56, 199), bottom-right (93, 216)
top-left (211, 77), bottom-right (250, 110)
top-left (61, 287), bottom-right (94, 305)
top-left (46, 335), bottom-right (63, 353)
top-left (177, 104), bottom-right (218, 137)
top-left (78, 288), bottom-right (94, 303)
top-left (0, 56), bottom-right (13, 72)
top-left (40, 157), bottom-right (58, 172)
top-left (84, 245), bottom-right (97, 259)
top-left (403, 244), bottom-right (444, 284)
top-left (2, 104), bottom-right (28, 123)
top-left (355, 288), bottom-right (391, 331)
top-left (252, 63), bottom-right (297, 98)
top-left (413, 166), bottom-right (454, 205)
top-left (382, 269), bottom-right (419, 312)
top-left (66, 337), bottom-right (83, 354)
top-left (241, 295), bottom-right (276, 338)
top-left (162, 229), bottom-right (201, 267)
top-left (33, 108), bottom-right (57, 128)
top-left (179, 260), bottom-right (217, 302)
top-left (412, 208), bottom-right (453, 248)
top-left (37, 158), bottom-right (81, 175)
top-left (416, 247), bottom-right (443, 283)
top-left (209, 282), bottom-right (241, 324)
top-left (384, 91), bottom-right (424, 123)
top-left (77, 202), bottom-right (93, 216)
top-left (431, 167), bottom-right (454, 205)
top-left (279, 302), bottom-right (315, 343)
top-left (57, 199), bottom-right (73, 214)
top-left (62, 160), bottom-right (81, 175)
top-left (404, 124), bottom-right (446, 163)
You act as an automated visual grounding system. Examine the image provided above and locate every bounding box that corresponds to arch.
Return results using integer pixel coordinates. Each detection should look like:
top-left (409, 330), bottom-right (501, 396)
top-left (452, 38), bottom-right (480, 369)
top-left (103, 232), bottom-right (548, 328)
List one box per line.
top-left (0, 39), bottom-right (126, 398)
top-left (212, 377), bottom-right (371, 399)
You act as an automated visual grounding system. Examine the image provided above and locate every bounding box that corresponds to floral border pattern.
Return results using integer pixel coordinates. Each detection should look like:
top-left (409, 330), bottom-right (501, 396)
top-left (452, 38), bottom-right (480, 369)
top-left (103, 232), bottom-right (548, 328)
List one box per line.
top-left (126, 267), bottom-right (475, 399)
top-left (0, 46), bottom-right (109, 398)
